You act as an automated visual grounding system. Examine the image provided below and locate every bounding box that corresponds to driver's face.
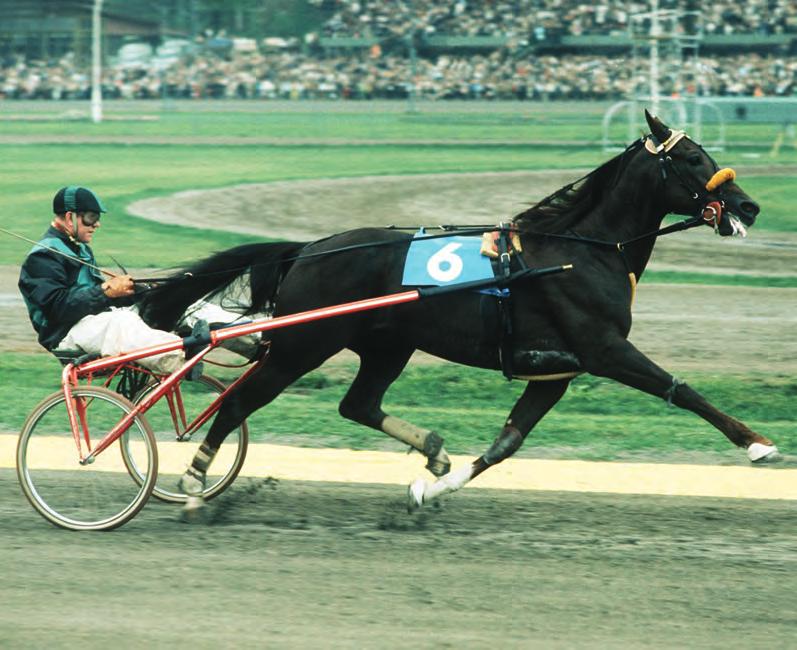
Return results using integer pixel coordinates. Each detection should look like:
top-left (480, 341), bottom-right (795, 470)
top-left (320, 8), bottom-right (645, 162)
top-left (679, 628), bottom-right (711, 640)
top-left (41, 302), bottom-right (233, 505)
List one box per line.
top-left (67, 211), bottom-right (101, 244)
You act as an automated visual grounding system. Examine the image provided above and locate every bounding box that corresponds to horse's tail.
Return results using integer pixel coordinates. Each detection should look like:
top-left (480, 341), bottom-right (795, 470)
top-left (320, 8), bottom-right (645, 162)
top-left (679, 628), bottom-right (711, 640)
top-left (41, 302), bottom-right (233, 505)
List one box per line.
top-left (138, 241), bottom-right (306, 331)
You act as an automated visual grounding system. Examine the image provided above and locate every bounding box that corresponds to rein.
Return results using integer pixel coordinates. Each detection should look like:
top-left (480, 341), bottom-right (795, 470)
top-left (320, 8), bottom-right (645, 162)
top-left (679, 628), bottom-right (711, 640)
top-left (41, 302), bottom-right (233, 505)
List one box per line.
top-left (135, 148), bottom-right (637, 286)
top-left (518, 213), bottom-right (706, 250)
top-left (132, 227), bottom-right (514, 285)
top-left (134, 212), bottom-right (706, 290)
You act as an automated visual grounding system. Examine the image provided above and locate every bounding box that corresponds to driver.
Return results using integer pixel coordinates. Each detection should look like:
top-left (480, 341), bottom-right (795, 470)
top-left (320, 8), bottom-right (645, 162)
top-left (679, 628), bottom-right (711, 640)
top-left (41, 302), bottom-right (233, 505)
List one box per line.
top-left (18, 186), bottom-right (184, 374)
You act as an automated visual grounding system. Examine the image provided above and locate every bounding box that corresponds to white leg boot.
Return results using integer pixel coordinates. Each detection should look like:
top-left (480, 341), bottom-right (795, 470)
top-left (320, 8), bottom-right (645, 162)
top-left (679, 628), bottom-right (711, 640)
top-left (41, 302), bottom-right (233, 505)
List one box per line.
top-left (179, 468), bottom-right (207, 515)
top-left (179, 442), bottom-right (217, 519)
top-left (407, 464), bottom-right (473, 512)
top-left (747, 442), bottom-right (781, 463)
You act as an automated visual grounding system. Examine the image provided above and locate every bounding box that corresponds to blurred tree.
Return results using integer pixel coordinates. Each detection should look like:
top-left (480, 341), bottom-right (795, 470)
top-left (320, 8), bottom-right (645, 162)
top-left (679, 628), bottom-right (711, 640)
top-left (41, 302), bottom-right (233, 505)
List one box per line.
top-left (261, 0), bottom-right (328, 37)
top-left (196, 0), bottom-right (327, 38)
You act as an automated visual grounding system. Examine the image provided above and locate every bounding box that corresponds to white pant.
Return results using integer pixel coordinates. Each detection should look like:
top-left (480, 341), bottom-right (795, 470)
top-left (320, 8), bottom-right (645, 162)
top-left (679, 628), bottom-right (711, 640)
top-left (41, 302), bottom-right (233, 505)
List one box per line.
top-left (56, 307), bottom-right (184, 375)
top-left (179, 300), bottom-right (264, 359)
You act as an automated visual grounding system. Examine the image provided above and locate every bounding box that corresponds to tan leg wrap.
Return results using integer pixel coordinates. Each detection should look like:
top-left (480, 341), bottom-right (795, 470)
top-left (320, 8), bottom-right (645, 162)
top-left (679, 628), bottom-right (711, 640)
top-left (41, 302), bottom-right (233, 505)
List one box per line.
top-left (382, 416), bottom-right (450, 476)
top-left (381, 415), bottom-right (431, 451)
top-left (192, 441), bottom-right (217, 473)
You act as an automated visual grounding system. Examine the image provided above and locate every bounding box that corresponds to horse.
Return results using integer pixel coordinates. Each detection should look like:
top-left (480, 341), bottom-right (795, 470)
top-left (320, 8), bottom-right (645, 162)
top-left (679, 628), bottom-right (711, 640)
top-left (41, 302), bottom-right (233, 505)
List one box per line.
top-left (138, 110), bottom-right (779, 513)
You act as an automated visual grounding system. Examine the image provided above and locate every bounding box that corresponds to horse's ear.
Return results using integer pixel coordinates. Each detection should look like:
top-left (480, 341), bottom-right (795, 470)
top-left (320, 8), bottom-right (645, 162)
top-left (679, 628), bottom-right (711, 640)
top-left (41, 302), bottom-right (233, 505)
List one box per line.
top-left (644, 109), bottom-right (672, 142)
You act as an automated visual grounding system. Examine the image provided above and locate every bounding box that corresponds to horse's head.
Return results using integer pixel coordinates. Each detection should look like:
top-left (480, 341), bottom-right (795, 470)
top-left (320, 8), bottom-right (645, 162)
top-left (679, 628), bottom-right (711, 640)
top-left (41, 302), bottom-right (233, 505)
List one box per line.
top-left (643, 110), bottom-right (759, 237)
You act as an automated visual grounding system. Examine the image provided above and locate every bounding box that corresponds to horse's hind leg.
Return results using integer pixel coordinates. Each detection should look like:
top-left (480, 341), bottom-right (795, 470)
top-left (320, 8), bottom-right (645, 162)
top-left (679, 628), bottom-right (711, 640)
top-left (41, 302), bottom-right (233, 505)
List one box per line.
top-left (408, 378), bottom-right (570, 511)
top-left (339, 346), bottom-right (452, 476)
top-left (179, 346), bottom-right (336, 511)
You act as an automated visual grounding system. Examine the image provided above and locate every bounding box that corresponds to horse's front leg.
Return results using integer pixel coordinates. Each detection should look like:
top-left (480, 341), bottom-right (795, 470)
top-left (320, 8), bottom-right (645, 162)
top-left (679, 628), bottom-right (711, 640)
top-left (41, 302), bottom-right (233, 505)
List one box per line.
top-left (408, 379), bottom-right (569, 511)
top-left (584, 338), bottom-right (779, 462)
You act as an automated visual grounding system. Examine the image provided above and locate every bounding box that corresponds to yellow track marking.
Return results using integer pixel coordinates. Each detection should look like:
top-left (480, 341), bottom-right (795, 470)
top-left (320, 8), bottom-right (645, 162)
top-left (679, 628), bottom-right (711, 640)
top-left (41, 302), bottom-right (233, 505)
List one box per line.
top-left (2, 434), bottom-right (794, 500)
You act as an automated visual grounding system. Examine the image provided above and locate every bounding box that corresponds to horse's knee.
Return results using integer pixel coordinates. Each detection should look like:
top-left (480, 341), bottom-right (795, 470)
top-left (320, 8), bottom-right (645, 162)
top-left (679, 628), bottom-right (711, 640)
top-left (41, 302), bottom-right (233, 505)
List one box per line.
top-left (338, 397), bottom-right (374, 427)
top-left (483, 426), bottom-right (524, 465)
top-left (663, 377), bottom-right (688, 405)
top-left (217, 393), bottom-right (248, 423)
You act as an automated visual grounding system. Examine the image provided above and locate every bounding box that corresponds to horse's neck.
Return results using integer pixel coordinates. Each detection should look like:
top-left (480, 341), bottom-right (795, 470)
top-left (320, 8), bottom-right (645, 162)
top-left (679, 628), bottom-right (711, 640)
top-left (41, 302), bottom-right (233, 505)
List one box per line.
top-left (586, 192), bottom-right (668, 279)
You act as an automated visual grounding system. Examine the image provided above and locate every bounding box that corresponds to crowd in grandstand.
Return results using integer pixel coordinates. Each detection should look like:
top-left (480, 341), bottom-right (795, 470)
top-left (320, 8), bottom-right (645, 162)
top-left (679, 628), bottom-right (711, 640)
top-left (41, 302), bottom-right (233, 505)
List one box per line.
top-left (3, 50), bottom-right (795, 101)
top-left (2, 0), bottom-right (797, 102)
top-left (313, 0), bottom-right (797, 39)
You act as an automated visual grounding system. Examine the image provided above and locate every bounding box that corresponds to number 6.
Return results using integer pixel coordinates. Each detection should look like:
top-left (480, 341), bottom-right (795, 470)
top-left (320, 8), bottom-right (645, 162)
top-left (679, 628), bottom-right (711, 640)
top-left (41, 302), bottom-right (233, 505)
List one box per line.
top-left (427, 243), bottom-right (463, 282)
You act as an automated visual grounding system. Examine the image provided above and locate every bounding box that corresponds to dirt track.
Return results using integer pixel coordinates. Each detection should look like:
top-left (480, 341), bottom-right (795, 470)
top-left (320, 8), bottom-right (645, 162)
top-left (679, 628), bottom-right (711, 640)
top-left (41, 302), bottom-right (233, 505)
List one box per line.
top-left (2, 470), bottom-right (795, 649)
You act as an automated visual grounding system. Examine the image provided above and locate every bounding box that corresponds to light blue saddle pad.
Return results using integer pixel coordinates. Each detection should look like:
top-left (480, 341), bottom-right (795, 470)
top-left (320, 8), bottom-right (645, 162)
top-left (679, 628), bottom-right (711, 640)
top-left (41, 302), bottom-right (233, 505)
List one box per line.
top-left (402, 229), bottom-right (494, 287)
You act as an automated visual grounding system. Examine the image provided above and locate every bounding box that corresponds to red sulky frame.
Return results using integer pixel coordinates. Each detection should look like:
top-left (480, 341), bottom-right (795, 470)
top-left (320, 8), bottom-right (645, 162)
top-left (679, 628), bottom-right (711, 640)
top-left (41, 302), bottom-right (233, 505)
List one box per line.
top-left (61, 289), bottom-right (424, 465)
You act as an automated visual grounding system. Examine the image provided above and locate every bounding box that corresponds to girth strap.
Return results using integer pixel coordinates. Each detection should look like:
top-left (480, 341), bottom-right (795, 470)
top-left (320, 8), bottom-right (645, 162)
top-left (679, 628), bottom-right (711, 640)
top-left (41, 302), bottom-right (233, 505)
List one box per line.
top-left (497, 292), bottom-right (514, 381)
top-left (486, 229), bottom-right (521, 380)
top-left (479, 292), bottom-right (514, 381)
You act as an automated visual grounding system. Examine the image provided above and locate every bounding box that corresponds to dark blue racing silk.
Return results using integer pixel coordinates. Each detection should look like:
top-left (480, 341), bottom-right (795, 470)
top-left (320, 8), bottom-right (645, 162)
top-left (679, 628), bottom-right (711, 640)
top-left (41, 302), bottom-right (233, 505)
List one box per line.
top-left (18, 226), bottom-right (125, 350)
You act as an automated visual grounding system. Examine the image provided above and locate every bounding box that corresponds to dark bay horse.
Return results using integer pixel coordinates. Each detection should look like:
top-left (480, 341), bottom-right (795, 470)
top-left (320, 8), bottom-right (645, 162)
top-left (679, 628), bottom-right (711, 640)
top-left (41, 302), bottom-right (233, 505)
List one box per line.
top-left (138, 111), bottom-right (779, 512)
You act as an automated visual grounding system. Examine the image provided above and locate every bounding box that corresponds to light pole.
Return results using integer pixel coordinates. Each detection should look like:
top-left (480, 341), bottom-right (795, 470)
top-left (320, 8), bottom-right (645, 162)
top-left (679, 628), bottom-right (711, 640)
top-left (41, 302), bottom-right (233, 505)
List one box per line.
top-left (649, 0), bottom-right (661, 116)
top-left (91, 0), bottom-right (104, 123)
top-left (406, 2), bottom-right (418, 113)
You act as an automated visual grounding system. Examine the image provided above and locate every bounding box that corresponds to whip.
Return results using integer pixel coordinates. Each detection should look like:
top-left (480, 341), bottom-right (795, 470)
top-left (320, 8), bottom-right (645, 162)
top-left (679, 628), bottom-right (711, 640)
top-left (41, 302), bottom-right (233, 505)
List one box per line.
top-left (0, 226), bottom-right (119, 279)
top-left (1, 227), bottom-right (194, 286)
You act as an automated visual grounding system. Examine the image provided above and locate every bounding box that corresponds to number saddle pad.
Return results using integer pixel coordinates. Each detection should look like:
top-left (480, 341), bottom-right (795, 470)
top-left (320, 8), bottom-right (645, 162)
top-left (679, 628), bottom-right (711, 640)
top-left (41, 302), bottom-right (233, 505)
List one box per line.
top-left (402, 229), bottom-right (496, 288)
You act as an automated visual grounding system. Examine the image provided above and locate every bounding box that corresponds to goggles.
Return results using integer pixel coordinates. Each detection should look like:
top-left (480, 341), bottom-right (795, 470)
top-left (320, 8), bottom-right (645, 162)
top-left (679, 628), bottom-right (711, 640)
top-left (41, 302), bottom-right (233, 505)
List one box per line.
top-left (79, 212), bottom-right (101, 227)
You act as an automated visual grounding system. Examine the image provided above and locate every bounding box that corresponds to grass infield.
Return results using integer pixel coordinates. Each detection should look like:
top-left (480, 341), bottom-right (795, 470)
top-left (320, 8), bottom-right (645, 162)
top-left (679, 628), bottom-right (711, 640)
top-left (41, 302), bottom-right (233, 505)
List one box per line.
top-left (1, 352), bottom-right (793, 461)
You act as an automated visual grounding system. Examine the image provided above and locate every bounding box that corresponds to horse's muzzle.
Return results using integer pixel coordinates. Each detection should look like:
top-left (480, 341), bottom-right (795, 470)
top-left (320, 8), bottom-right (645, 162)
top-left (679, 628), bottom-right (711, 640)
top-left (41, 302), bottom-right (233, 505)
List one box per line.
top-left (723, 193), bottom-right (759, 226)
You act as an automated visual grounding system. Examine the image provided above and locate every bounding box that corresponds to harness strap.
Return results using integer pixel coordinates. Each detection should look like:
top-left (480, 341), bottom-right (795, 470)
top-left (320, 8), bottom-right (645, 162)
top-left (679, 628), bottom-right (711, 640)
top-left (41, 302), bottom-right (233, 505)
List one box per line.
top-left (497, 292), bottom-right (514, 381)
top-left (664, 377), bottom-right (687, 406)
top-left (495, 228), bottom-right (520, 380)
top-left (615, 244), bottom-right (638, 308)
top-left (496, 226), bottom-right (512, 279)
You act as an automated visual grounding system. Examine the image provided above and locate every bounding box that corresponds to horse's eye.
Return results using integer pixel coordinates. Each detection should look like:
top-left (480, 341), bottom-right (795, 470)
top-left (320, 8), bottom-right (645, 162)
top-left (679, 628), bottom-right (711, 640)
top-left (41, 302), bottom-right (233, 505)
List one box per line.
top-left (687, 155), bottom-right (702, 166)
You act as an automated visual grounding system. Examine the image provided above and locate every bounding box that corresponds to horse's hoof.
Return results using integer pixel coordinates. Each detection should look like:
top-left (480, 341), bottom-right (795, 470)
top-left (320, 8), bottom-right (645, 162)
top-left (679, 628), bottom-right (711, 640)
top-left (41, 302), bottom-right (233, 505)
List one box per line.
top-left (179, 496), bottom-right (207, 523)
top-left (747, 442), bottom-right (781, 464)
top-left (407, 479), bottom-right (426, 514)
top-left (178, 471), bottom-right (206, 497)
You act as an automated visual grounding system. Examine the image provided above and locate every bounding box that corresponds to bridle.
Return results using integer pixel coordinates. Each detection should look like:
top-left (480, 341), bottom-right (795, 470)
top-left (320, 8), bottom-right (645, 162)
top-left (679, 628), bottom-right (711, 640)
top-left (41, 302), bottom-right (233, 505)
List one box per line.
top-left (644, 128), bottom-right (739, 234)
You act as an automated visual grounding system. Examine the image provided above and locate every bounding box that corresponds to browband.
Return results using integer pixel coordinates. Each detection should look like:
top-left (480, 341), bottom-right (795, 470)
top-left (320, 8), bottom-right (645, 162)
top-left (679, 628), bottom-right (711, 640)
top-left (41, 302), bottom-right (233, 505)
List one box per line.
top-left (644, 129), bottom-right (687, 154)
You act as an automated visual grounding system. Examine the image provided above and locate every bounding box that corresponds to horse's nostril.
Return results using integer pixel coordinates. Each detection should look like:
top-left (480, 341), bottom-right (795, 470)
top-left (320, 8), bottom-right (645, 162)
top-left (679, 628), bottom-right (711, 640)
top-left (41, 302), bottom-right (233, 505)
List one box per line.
top-left (741, 201), bottom-right (760, 218)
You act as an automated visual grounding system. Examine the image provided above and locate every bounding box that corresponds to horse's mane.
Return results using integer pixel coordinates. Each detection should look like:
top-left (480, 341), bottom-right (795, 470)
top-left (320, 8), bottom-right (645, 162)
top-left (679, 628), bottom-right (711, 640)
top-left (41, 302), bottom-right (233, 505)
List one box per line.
top-left (512, 140), bottom-right (643, 234)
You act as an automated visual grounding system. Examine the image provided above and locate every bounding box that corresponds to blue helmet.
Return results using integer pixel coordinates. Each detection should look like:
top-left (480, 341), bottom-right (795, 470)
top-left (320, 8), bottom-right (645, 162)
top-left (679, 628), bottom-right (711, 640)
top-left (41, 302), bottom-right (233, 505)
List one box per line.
top-left (53, 186), bottom-right (107, 214)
